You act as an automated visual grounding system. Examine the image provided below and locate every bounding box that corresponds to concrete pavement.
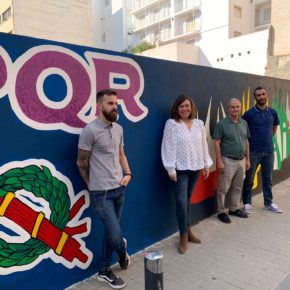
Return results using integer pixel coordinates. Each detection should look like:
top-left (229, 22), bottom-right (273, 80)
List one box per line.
top-left (67, 177), bottom-right (290, 290)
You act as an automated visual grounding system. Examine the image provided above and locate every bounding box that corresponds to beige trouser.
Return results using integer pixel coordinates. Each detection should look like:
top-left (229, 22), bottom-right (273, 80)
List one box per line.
top-left (216, 156), bottom-right (246, 213)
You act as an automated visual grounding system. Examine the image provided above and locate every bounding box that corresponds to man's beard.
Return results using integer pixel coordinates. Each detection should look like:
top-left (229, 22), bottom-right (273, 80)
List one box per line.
top-left (103, 109), bottom-right (118, 122)
top-left (256, 98), bottom-right (266, 106)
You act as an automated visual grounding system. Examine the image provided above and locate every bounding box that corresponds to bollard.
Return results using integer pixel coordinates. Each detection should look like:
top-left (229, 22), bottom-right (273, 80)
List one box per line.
top-left (144, 251), bottom-right (163, 290)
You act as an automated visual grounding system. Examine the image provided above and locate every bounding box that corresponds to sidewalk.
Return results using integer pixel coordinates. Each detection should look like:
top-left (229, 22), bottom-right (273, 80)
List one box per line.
top-left (67, 177), bottom-right (290, 290)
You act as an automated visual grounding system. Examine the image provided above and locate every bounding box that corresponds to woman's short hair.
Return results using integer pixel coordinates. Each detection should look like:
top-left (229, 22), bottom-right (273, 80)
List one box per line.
top-left (170, 94), bottom-right (197, 120)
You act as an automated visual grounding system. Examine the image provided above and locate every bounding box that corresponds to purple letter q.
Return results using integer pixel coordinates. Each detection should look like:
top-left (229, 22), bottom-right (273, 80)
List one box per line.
top-left (15, 49), bottom-right (91, 131)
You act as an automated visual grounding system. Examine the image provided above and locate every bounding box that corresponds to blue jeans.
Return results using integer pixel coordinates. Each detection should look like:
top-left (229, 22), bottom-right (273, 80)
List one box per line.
top-left (171, 170), bottom-right (200, 235)
top-left (242, 152), bottom-right (274, 206)
top-left (90, 186), bottom-right (126, 271)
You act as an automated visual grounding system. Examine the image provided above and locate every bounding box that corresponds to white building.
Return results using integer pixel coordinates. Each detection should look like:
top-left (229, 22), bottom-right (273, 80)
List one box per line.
top-left (130, 0), bottom-right (201, 47)
top-left (197, 0), bottom-right (271, 75)
top-left (92, 0), bottom-right (132, 51)
top-left (132, 0), bottom-right (271, 76)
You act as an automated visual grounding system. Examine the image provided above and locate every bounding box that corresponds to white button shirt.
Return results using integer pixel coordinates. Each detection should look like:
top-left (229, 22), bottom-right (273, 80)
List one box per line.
top-left (161, 118), bottom-right (213, 176)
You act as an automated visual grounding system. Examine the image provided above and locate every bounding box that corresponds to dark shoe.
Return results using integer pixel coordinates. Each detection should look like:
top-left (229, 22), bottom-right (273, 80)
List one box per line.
top-left (217, 213), bottom-right (231, 224)
top-left (97, 268), bottom-right (126, 289)
top-left (229, 209), bottom-right (248, 218)
top-left (118, 238), bottom-right (130, 270)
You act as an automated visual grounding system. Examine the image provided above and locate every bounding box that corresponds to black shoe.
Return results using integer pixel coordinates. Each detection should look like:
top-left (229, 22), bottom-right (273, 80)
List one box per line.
top-left (118, 238), bottom-right (130, 270)
top-left (217, 213), bottom-right (231, 224)
top-left (97, 268), bottom-right (126, 289)
top-left (229, 209), bottom-right (248, 218)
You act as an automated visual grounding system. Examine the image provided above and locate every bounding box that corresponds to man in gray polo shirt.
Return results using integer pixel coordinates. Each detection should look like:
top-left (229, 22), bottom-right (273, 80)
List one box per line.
top-left (77, 89), bottom-right (132, 289)
top-left (213, 98), bottom-right (250, 224)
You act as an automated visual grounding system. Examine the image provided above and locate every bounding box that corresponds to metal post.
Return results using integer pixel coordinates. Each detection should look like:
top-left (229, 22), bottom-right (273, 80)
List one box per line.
top-left (144, 251), bottom-right (163, 290)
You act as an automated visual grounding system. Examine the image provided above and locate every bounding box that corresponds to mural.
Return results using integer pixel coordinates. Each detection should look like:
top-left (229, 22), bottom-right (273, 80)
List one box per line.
top-left (0, 159), bottom-right (92, 274)
top-left (0, 46), bottom-right (147, 133)
top-left (0, 32), bottom-right (290, 289)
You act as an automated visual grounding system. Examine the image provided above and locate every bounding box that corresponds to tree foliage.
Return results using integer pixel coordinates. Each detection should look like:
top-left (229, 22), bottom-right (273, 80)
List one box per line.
top-left (123, 41), bottom-right (155, 54)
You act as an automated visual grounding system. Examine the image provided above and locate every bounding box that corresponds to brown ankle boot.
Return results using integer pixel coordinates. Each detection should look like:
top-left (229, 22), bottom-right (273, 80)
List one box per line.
top-left (187, 227), bottom-right (201, 244)
top-left (178, 234), bottom-right (188, 254)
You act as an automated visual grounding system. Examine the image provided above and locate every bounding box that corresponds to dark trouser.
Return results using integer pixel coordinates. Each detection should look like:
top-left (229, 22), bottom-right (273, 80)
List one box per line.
top-left (171, 170), bottom-right (200, 235)
top-left (242, 152), bottom-right (274, 206)
top-left (90, 186), bottom-right (126, 271)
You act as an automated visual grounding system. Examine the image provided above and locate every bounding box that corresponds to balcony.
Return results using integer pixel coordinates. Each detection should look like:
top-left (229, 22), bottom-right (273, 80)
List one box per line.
top-left (160, 29), bottom-right (171, 41)
top-left (132, 0), bottom-right (170, 14)
top-left (144, 29), bottom-right (171, 45)
top-left (174, 0), bottom-right (199, 14)
top-left (145, 22), bottom-right (199, 45)
top-left (133, 10), bottom-right (171, 32)
top-left (175, 20), bottom-right (199, 36)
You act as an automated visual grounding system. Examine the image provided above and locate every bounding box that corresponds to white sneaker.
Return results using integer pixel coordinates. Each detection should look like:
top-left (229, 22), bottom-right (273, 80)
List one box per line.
top-left (264, 203), bottom-right (283, 213)
top-left (244, 204), bottom-right (252, 214)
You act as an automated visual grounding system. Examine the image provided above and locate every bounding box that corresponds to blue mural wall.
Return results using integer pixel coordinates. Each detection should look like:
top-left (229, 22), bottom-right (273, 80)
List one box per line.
top-left (1, 33), bottom-right (290, 289)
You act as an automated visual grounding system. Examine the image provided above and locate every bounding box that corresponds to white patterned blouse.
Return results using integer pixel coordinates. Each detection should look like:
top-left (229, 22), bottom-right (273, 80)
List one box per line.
top-left (161, 118), bottom-right (213, 176)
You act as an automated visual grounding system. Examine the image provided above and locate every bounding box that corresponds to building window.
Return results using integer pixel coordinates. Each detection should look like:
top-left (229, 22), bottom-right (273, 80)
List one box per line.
top-left (2, 7), bottom-right (12, 22)
top-left (263, 7), bottom-right (271, 23)
top-left (1, 7), bottom-right (12, 23)
top-left (255, 4), bottom-right (271, 27)
top-left (160, 3), bottom-right (170, 18)
top-left (233, 31), bottom-right (242, 37)
top-left (136, 13), bottom-right (146, 27)
top-left (234, 5), bottom-right (242, 19)
top-left (186, 39), bottom-right (195, 44)
top-left (160, 23), bottom-right (171, 41)
top-left (105, 0), bottom-right (110, 6)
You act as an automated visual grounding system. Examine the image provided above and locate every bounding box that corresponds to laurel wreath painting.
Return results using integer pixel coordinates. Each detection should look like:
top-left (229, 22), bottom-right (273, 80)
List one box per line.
top-left (0, 165), bottom-right (71, 267)
top-left (0, 165), bottom-right (87, 268)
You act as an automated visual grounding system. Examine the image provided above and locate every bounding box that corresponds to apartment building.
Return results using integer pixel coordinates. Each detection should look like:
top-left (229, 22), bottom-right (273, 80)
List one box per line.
top-left (0, 0), bottom-right (94, 47)
top-left (130, 0), bottom-right (201, 47)
top-left (130, 0), bottom-right (270, 46)
top-left (132, 0), bottom-right (271, 75)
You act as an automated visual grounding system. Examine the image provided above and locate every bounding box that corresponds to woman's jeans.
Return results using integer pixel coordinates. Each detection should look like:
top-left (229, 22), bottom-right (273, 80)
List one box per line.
top-left (90, 186), bottom-right (126, 271)
top-left (171, 170), bottom-right (200, 235)
top-left (242, 152), bottom-right (274, 206)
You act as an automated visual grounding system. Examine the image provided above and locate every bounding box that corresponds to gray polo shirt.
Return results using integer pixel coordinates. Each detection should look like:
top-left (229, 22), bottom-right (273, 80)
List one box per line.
top-left (213, 116), bottom-right (249, 159)
top-left (78, 117), bottom-right (124, 191)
